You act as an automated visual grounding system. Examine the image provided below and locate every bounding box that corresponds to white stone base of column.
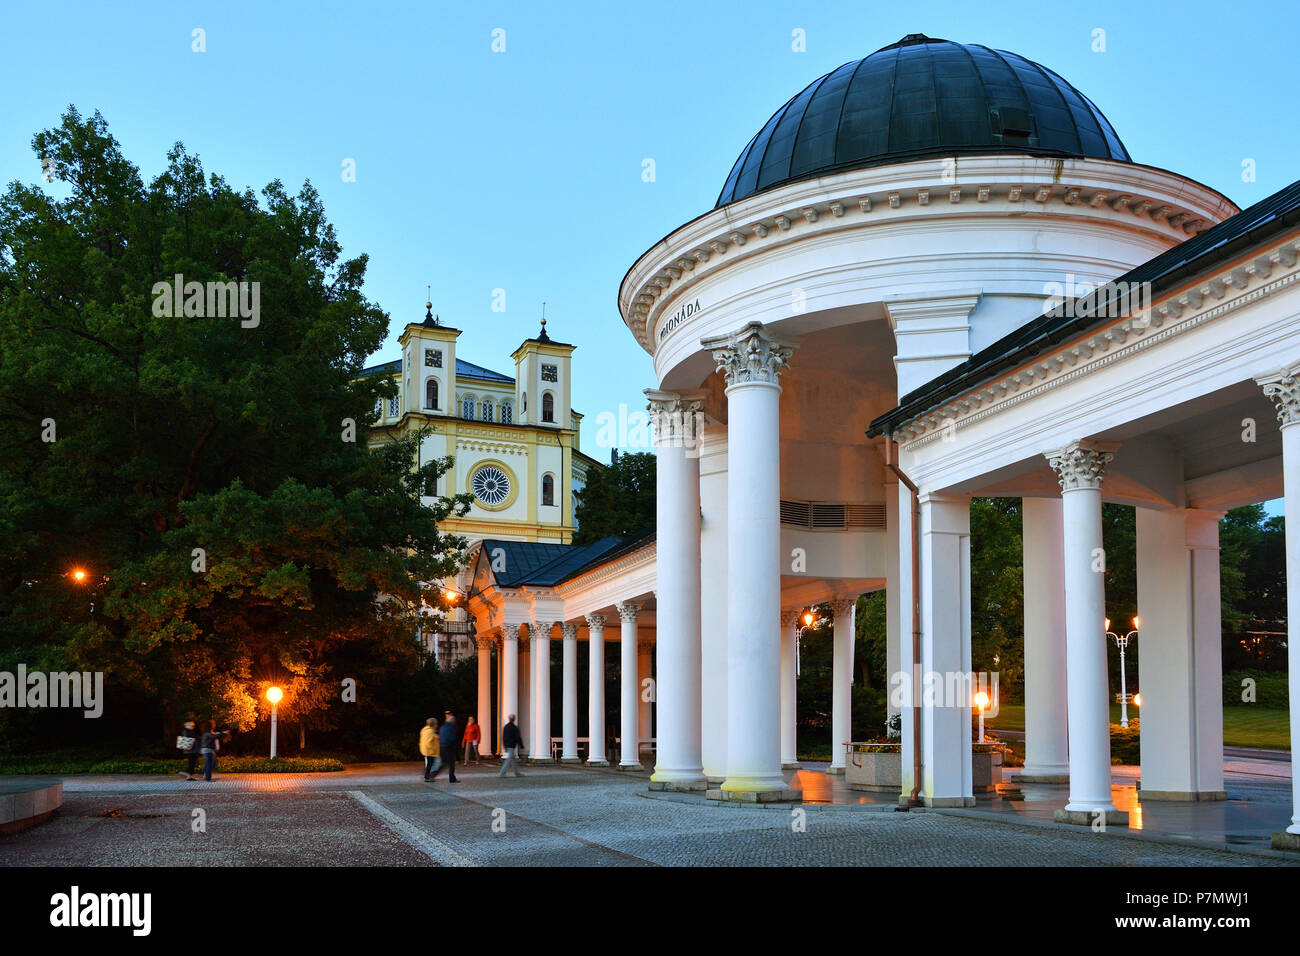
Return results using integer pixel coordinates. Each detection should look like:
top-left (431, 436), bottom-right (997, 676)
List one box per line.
top-left (922, 796), bottom-right (976, 808)
top-left (559, 757), bottom-right (581, 765)
top-left (781, 761), bottom-right (802, 771)
top-left (586, 759), bottom-right (609, 768)
top-left (527, 756), bottom-right (555, 765)
top-left (617, 762), bottom-right (645, 772)
top-left (706, 775), bottom-right (725, 785)
top-left (1272, 831), bottom-right (1300, 851)
top-left (707, 787), bottom-right (800, 803)
top-left (1012, 770), bottom-right (1071, 784)
top-left (825, 766), bottom-right (845, 776)
top-left (1138, 788), bottom-right (1227, 802)
top-left (649, 777), bottom-right (709, 792)
top-left (1054, 807), bottom-right (1130, 826)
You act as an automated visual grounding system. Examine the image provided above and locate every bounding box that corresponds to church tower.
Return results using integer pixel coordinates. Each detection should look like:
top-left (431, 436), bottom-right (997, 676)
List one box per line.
top-left (512, 315), bottom-right (575, 430)
top-left (397, 302), bottom-right (460, 417)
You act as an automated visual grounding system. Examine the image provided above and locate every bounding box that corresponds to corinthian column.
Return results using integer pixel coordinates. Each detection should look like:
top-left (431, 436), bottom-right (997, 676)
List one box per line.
top-left (1047, 439), bottom-right (1126, 826)
top-left (827, 598), bottom-right (857, 774)
top-left (647, 389), bottom-right (707, 790)
top-left (1260, 370), bottom-right (1300, 843)
top-left (560, 623), bottom-right (579, 763)
top-left (701, 321), bottom-right (796, 800)
top-left (586, 614), bottom-right (608, 767)
top-left (780, 609), bottom-right (799, 769)
top-left (501, 624), bottom-right (520, 752)
top-left (476, 634), bottom-right (495, 756)
top-left (617, 602), bottom-right (641, 769)
top-left (530, 621), bottom-right (554, 762)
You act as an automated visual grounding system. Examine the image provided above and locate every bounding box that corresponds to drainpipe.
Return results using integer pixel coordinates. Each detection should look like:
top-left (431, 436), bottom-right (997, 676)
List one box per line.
top-left (884, 436), bottom-right (923, 809)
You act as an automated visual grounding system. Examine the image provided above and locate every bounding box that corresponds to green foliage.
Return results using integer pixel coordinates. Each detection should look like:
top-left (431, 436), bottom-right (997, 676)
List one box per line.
top-left (1110, 721), bottom-right (1141, 765)
top-left (572, 451), bottom-right (653, 545)
top-left (0, 108), bottom-right (472, 746)
top-left (970, 498), bottom-right (1024, 695)
top-left (1221, 669), bottom-right (1289, 708)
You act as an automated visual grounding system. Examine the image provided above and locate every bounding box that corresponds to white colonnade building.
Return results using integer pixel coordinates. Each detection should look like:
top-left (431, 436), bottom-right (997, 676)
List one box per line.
top-left (463, 34), bottom-right (1300, 845)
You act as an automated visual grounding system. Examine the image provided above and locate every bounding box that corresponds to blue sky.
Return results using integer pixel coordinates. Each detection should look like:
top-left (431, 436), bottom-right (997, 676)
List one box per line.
top-left (2, 0), bottom-right (1296, 465)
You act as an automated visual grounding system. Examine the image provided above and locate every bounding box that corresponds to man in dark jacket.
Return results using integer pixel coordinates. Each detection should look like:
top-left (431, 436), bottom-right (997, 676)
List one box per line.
top-left (432, 711), bottom-right (459, 783)
top-left (498, 714), bottom-right (524, 778)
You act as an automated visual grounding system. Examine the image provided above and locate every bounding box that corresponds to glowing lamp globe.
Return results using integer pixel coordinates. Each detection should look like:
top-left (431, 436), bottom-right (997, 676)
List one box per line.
top-left (266, 686), bottom-right (283, 705)
top-left (974, 691), bottom-right (991, 711)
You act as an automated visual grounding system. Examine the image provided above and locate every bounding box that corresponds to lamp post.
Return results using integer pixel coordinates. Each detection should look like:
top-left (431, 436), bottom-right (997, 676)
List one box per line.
top-left (974, 690), bottom-right (990, 742)
top-left (267, 686), bottom-right (283, 759)
top-left (1104, 616), bottom-right (1140, 728)
top-left (797, 607), bottom-right (815, 676)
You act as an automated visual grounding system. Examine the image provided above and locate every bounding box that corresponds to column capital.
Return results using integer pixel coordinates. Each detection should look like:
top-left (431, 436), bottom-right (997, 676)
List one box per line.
top-left (701, 321), bottom-right (796, 388)
top-left (828, 597), bottom-right (857, 618)
top-left (780, 608), bottom-right (800, 628)
top-left (561, 622), bottom-right (579, 641)
top-left (645, 388), bottom-right (708, 449)
top-left (585, 612), bottom-right (605, 631)
top-left (475, 634), bottom-right (495, 651)
top-left (500, 622), bottom-right (520, 642)
top-left (637, 637), bottom-right (655, 652)
top-left (1046, 439), bottom-right (1120, 493)
top-left (1258, 368), bottom-right (1300, 427)
top-left (530, 620), bottom-right (556, 638)
top-left (616, 601), bottom-right (640, 622)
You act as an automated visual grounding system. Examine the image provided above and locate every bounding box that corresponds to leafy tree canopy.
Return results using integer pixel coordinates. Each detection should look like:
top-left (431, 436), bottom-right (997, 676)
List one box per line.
top-left (0, 108), bottom-right (471, 733)
top-left (572, 451), bottom-right (654, 545)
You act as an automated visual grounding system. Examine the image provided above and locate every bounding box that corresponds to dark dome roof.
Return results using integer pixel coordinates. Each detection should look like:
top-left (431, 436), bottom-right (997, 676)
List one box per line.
top-left (716, 34), bottom-right (1131, 208)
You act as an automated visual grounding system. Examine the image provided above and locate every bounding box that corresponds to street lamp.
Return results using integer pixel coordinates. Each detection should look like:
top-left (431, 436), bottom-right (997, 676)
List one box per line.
top-left (1105, 616), bottom-right (1140, 728)
top-left (974, 690), bottom-right (991, 742)
top-left (71, 567), bottom-right (87, 583)
top-left (266, 686), bottom-right (283, 758)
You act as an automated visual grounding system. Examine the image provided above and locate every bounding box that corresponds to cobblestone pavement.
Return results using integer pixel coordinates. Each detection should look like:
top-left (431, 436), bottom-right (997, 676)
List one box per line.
top-left (5, 763), bottom-right (1297, 866)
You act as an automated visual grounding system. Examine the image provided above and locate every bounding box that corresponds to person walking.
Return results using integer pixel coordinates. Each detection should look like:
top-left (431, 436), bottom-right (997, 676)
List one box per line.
top-left (498, 714), bottom-right (525, 777)
top-left (419, 717), bottom-right (441, 781)
top-left (177, 719), bottom-right (201, 780)
top-left (431, 711), bottom-right (459, 783)
top-left (463, 716), bottom-right (481, 765)
top-left (199, 720), bottom-right (229, 782)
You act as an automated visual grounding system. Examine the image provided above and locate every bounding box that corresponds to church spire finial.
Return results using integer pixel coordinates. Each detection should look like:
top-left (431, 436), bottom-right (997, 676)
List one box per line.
top-left (424, 285), bottom-right (439, 326)
top-left (538, 301), bottom-right (550, 341)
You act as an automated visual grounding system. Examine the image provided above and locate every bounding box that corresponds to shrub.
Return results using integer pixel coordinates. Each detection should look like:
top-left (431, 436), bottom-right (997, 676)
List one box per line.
top-left (1222, 670), bottom-right (1289, 708)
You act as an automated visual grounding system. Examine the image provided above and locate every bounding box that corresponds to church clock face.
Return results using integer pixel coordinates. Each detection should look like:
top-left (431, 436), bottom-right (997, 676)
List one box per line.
top-left (471, 465), bottom-right (511, 506)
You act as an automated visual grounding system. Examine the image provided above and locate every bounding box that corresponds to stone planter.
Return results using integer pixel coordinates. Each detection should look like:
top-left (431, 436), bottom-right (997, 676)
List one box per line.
top-left (844, 744), bottom-right (902, 793)
top-left (972, 745), bottom-right (1004, 792)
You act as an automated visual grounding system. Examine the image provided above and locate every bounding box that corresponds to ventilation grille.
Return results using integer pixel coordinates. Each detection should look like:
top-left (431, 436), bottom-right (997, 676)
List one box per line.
top-left (780, 500), bottom-right (886, 530)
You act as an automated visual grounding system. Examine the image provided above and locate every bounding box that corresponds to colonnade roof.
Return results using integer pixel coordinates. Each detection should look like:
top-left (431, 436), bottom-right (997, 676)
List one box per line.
top-left (868, 177), bottom-right (1300, 439)
top-left (475, 529), bottom-right (655, 589)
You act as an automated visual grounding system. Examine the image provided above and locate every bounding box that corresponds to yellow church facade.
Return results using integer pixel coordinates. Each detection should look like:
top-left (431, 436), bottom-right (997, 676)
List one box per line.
top-left (362, 305), bottom-right (600, 547)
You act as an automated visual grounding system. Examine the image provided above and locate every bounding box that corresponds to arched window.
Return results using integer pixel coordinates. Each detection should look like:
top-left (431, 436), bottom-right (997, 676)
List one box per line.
top-left (461, 395), bottom-right (475, 420)
top-left (425, 378), bottom-right (438, 410)
top-left (542, 474), bottom-right (555, 507)
top-left (542, 391), bottom-right (555, 423)
top-left (388, 393), bottom-right (400, 418)
top-left (481, 398), bottom-right (494, 422)
top-left (500, 401), bottom-right (513, 425)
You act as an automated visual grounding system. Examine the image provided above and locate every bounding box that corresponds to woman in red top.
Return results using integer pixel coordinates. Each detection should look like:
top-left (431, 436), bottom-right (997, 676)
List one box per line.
top-left (463, 715), bottom-right (482, 764)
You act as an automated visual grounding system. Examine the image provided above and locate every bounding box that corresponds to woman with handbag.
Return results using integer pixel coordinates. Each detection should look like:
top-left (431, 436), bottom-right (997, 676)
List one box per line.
top-left (419, 717), bottom-right (441, 781)
top-left (177, 720), bottom-right (201, 780)
top-left (199, 720), bottom-right (229, 782)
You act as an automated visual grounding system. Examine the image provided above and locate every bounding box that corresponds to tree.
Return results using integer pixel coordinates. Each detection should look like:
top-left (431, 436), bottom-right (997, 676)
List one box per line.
top-left (0, 108), bottom-right (472, 744)
top-left (572, 451), bottom-right (654, 544)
